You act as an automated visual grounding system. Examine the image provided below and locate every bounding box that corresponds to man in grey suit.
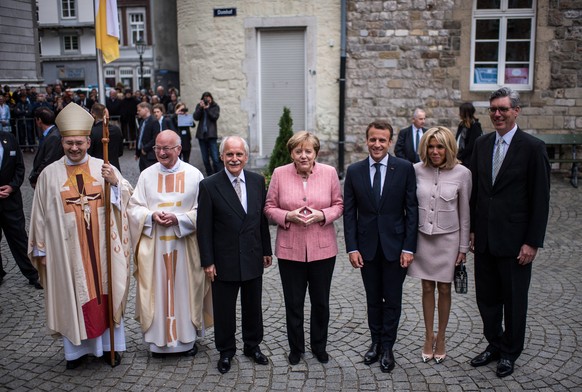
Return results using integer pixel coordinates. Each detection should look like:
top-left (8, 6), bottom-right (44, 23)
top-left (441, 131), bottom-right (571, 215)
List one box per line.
top-left (197, 136), bottom-right (272, 374)
top-left (469, 87), bottom-right (550, 378)
top-left (343, 120), bottom-right (418, 373)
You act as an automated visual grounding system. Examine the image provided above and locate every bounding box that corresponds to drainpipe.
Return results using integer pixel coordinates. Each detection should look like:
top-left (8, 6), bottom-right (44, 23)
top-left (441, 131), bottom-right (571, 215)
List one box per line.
top-left (338, 0), bottom-right (347, 179)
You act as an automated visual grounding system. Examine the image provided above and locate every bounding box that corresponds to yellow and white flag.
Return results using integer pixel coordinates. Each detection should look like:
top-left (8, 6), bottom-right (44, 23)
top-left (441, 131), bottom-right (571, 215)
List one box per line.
top-left (95, 0), bottom-right (120, 64)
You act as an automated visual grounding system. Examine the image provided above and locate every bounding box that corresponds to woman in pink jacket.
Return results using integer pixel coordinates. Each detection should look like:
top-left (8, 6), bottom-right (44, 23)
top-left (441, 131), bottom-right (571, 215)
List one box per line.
top-left (265, 131), bottom-right (343, 366)
top-left (407, 126), bottom-right (471, 364)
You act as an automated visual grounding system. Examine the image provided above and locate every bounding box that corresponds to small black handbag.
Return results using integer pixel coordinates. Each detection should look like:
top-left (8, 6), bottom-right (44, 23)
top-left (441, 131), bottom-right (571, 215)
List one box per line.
top-left (454, 263), bottom-right (468, 294)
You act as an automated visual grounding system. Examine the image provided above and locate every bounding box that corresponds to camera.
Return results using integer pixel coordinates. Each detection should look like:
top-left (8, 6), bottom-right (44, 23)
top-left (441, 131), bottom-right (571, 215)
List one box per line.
top-left (183, 107), bottom-right (188, 113)
top-left (204, 98), bottom-right (210, 105)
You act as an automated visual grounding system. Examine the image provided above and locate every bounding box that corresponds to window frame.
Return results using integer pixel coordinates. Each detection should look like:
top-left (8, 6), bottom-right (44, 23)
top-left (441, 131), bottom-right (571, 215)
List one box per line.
top-left (127, 9), bottom-right (146, 47)
top-left (62, 34), bottom-right (79, 54)
top-left (61, 0), bottom-right (76, 19)
top-left (470, 0), bottom-right (536, 91)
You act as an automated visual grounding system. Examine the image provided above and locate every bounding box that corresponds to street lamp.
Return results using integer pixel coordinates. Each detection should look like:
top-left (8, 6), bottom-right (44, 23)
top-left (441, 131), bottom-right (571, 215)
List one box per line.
top-left (135, 39), bottom-right (145, 90)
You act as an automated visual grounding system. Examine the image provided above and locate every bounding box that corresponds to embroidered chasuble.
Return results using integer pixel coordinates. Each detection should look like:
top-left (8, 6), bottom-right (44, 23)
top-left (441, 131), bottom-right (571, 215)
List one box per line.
top-left (28, 157), bottom-right (132, 345)
top-left (128, 161), bottom-right (213, 352)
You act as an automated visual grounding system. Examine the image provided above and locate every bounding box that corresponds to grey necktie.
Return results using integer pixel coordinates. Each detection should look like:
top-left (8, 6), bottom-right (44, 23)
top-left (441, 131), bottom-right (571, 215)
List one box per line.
top-left (492, 138), bottom-right (505, 184)
top-left (233, 177), bottom-right (242, 202)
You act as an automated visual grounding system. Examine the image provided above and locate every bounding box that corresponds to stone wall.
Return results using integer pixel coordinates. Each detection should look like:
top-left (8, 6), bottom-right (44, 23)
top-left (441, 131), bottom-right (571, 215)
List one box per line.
top-left (0, 0), bottom-right (42, 84)
top-left (344, 0), bottom-right (462, 164)
top-left (344, 0), bottom-right (582, 167)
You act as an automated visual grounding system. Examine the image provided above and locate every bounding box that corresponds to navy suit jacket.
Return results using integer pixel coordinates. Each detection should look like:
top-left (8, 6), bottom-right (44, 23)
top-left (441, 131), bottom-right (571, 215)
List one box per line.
top-left (343, 155), bottom-right (418, 262)
top-left (29, 126), bottom-right (63, 187)
top-left (0, 131), bottom-right (25, 212)
top-left (197, 169), bottom-right (272, 282)
top-left (395, 126), bottom-right (426, 163)
top-left (136, 115), bottom-right (160, 162)
top-left (470, 128), bottom-right (550, 257)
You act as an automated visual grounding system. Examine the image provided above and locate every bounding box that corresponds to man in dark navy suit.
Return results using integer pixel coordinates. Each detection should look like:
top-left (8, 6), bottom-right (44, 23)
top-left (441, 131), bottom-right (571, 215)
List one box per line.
top-left (29, 107), bottom-right (63, 188)
top-left (395, 108), bottom-right (427, 163)
top-left (197, 136), bottom-right (272, 374)
top-left (343, 120), bottom-right (418, 373)
top-left (0, 130), bottom-right (41, 288)
top-left (469, 87), bottom-right (550, 378)
top-left (135, 102), bottom-right (160, 172)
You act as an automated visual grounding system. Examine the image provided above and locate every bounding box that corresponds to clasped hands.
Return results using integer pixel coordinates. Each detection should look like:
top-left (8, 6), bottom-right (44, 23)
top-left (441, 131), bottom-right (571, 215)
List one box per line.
top-left (153, 211), bottom-right (178, 227)
top-left (0, 185), bottom-right (13, 199)
top-left (286, 206), bottom-right (324, 227)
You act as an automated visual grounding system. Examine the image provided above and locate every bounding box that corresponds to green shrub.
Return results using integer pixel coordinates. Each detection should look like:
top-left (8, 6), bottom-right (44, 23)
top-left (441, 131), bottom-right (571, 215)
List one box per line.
top-left (266, 106), bottom-right (294, 180)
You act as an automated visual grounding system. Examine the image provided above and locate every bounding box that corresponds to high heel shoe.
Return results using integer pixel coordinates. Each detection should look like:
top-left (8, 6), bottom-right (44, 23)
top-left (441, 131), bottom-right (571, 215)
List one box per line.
top-left (434, 336), bottom-right (446, 364)
top-left (421, 352), bottom-right (434, 363)
top-left (421, 334), bottom-right (435, 363)
top-left (434, 353), bottom-right (446, 364)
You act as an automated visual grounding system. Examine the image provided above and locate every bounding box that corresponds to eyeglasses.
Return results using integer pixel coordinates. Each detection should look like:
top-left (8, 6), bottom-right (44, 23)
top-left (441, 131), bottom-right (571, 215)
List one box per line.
top-left (488, 106), bottom-right (513, 114)
top-left (153, 145), bottom-right (179, 153)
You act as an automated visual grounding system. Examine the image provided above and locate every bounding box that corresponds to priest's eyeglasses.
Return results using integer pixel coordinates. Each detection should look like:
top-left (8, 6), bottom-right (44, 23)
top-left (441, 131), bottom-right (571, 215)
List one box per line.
top-left (153, 145), bottom-right (179, 153)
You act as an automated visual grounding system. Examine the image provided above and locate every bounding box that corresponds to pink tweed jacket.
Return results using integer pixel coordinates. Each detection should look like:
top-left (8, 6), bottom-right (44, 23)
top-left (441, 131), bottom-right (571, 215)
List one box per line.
top-left (264, 162), bottom-right (344, 262)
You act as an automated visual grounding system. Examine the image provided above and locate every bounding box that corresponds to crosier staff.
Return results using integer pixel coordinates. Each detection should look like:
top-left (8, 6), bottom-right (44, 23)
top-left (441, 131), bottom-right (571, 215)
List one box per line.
top-left (102, 108), bottom-right (116, 367)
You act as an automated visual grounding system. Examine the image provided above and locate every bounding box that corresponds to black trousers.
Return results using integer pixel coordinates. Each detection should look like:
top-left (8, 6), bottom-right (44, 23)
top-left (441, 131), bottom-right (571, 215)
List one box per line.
top-left (0, 207), bottom-right (39, 281)
top-left (278, 257), bottom-right (336, 355)
top-left (360, 246), bottom-right (407, 351)
top-left (211, 276), bottom-right (263, 358)
top-left (474, 250), bottom-right (532, 361)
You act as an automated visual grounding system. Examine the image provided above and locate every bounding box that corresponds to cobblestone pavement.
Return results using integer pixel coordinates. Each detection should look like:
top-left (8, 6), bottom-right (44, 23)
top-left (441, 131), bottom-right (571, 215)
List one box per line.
top-left (1, 150), bottom-right (581, 391)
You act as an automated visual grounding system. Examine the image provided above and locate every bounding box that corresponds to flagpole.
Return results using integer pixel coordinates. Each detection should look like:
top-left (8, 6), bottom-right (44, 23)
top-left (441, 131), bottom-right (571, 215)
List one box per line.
top-left (97, 50), bottom-right (106, 105)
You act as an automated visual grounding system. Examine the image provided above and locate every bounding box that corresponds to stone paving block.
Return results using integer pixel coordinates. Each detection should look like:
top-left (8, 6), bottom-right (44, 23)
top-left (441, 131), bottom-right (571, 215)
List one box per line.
top-left (1, 153), bottom-right (581, 391)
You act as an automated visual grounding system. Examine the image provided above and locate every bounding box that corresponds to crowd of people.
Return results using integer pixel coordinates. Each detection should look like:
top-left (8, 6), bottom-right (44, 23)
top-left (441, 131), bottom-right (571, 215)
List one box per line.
top-left (0, 83), bottom-right (188, 153)
top-left (0, 86), bottom-right (550, 381)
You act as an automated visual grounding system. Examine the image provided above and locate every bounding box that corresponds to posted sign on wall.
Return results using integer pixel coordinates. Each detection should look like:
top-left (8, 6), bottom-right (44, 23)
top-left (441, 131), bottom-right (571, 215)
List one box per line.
top-left (214, 8), bottom-right (236, 17)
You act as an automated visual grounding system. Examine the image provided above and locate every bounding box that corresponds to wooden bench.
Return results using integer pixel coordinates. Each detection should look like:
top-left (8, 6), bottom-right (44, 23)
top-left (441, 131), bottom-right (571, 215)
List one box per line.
top-left (535, 134), bottom-right (582, 188)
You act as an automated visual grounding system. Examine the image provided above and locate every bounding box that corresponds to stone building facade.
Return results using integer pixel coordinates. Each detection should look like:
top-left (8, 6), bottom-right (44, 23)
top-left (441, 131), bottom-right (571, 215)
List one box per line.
top-left (344, 0), bottom-right (582, 166)
top-left (177, 0), bottom-right (581, 171)
top-left (0, 0), bottom-right (42, 85)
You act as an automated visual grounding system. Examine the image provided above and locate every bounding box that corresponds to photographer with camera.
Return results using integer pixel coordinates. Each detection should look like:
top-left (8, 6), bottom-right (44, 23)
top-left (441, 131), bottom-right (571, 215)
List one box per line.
top-left (193, 91), bottom-right (222, 176)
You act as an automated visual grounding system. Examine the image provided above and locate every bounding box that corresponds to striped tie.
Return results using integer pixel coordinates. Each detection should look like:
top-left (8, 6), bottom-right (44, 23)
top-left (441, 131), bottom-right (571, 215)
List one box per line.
top-left (492, 138), bottom-right (504, 184)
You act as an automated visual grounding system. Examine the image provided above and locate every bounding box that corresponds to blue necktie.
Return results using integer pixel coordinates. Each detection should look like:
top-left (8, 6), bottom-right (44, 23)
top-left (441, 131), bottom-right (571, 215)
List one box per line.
top-left (373, 162), bottom-right (381, 207)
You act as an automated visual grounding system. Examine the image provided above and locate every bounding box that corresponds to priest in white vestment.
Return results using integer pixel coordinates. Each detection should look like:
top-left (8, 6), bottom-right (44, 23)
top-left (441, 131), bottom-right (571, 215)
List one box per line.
top-left (28, 103), bottom-right (133, 369)
top-left (128, 130), bottom-right (212, 357)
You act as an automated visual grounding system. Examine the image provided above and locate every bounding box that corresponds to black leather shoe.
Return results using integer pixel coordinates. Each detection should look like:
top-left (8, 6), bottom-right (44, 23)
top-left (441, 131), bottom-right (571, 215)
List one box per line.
top-left (66, 355), bottom-right (87, 369)
top-left (288, 351), bottom-right (301, 365)
top-left (217, 356), bottom-right (232, 374)
top-left (151, 351), bottom-right (166, 358)
top-left (496, 358), bottom-right (514, 378)
top-left (363, 342), bottom-right (381, 365)
top-left (470, 350), bottom-right (500, 367)
top-left (102, 351), bottom-right (121, 367)
top-left (243, 347), bottom-right (268, 365)
top-left (379, 349), bottom-right (395, 373)
top-left (183, 345), bottom-right (198, 357)
top-left (29, 279), bottom-right (43, 290)
top-left (314, 351), bottom-right (329, 364)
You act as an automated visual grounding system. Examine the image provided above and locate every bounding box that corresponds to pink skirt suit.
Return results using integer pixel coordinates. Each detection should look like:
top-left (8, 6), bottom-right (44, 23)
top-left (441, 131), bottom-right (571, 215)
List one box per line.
top-left (407, 163), bottom-right (472, 283)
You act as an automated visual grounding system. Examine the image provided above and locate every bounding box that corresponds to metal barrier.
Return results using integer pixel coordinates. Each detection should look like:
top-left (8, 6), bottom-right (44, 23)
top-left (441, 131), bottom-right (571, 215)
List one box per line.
top-left (6, 115), bottom-right (139, 150)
